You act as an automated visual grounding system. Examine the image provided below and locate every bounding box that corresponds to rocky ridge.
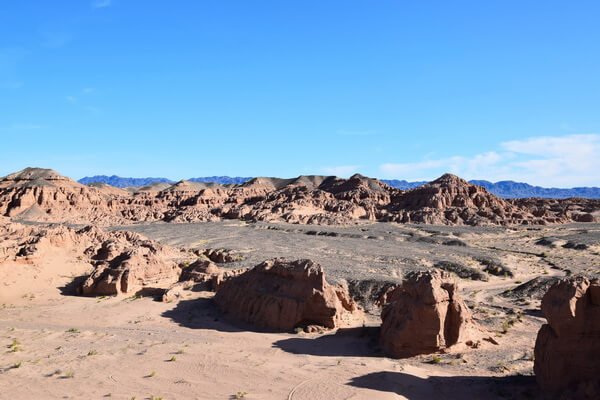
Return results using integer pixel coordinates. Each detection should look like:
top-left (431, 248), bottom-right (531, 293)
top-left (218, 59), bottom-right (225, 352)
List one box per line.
top-left (1, 168), bottom-right (599, 226)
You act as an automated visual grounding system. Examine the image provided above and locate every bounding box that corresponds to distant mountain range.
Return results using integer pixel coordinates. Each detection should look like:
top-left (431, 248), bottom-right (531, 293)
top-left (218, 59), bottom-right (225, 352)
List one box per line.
top-left (78, 176), bottom-right (175, 187)
top-left (78, 175), bottom-right (600, 199)
top-left (78, 175), bottom-right (252, 188)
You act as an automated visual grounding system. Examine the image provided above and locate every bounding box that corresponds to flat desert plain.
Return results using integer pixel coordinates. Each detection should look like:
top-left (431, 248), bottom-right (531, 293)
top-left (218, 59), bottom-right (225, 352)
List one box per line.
top-left (1, 221), bottom-right (598, 399)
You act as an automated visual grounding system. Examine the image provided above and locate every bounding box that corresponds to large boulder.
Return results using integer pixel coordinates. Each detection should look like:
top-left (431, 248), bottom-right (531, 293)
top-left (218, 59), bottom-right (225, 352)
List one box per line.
top-left (380, 270), bottom-right (481, 358)
top-left (213, 258), bottom-right (362, 331)
top-left (534, 277), bottom-right (600, 397)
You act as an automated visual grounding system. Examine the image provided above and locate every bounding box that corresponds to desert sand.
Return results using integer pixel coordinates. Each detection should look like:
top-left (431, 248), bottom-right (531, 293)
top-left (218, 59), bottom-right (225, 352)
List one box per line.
top-left (1, 218), bottom-right (598, 399)
top-left (1, 168), bottom-right (599, 399)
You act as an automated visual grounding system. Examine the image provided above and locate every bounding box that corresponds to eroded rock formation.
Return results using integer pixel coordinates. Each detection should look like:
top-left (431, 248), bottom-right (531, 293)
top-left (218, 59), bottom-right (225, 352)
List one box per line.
top-left (80, 228), bottom-right (182, 296)
top-left (0, 167), bottom-right (126, 224)
top-left (213, 258), bottom-right (362, 331)
top-left (2, 168), bottom-right (598, 226)
top-left (0, 219), bottom-right (187, 296)
top-left (380, 270), bottom-right (481, 358)
top-left (534, 277), bottom-right (600, 397)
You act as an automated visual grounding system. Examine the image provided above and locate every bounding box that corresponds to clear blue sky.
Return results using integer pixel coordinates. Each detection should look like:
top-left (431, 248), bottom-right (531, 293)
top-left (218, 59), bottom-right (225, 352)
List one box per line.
top-left (1, 1), bottom-right (599, 187)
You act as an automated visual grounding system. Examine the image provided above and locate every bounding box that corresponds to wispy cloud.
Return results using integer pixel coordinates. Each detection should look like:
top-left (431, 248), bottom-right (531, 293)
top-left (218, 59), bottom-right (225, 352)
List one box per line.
top-left (379, 134), bottom-right (600, 187)
top-left (92, 0), bottom-right (112, 8)
top-left (321, 165), bottom-right (360, 177)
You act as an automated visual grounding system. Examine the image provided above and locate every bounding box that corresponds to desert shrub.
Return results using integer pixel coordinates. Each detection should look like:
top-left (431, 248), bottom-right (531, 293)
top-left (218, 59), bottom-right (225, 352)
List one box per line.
top-left (434, 261), bottom-right (488, 281)
top-left (476, 257), bottom-right (514, 278)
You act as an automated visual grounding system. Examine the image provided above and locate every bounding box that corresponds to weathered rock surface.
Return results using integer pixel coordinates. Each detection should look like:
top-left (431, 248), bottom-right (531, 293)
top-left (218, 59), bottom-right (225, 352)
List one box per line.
top-left (0, 167), bottom-right (127, 225)
top-left (534, 277), bottom-right (600, 397)
top-left (214, 258), bottom-right (362, 331)
top-left (388, 174), bottom-right (546, 225)
top-left (380, 270), bottom-right (481, 358)
top-left (179, 258), bottom-right (246, 291)
top-left (80, 229), bottom-right (181, 296)
top-left (2, 168), bottom-right (599, 226)
top-left (0, 218), bottom-right (186, 296)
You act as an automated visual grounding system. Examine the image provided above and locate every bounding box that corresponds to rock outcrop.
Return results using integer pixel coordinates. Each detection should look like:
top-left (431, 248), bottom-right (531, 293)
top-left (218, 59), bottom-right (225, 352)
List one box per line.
top-left (213, 258), bottom-right (362, 331)
top-left (0, 167), bottom-right (125, 224)
top-left (0, 218), bottom-right (187, 296)
top-left (179, 258), bottom-right (246, 290)
top-left (380, 270), bottom-right (481, 358)
top-left (80, 228), bottom-right (182, 296)
top-left (388, 174), bottom-right (546, 225)
top-left (534, 277), bottom-right (600, 397)
top-left (2, 168), bottom-right (599, 226)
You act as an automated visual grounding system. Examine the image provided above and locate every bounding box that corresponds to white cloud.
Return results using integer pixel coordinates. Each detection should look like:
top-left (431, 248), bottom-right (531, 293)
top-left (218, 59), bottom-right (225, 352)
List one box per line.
top-left (92, 0), bottom-right (111, 8)
top-left (321, 165), bottom-right (360, 177)
top-left (379, 134), bottom-right (600, 187)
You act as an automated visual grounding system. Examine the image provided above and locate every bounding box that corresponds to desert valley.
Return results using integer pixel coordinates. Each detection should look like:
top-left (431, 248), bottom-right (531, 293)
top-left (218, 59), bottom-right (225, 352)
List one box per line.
top-left (0, 167), bottom-right (598, 399)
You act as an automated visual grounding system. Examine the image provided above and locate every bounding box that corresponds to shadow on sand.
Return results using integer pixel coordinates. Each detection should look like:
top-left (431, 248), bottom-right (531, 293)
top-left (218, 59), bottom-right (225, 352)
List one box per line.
top-left (163, 298), bottom-right (385, 353)
top-left (348, 371), bottom-right (539, 400)
top-left (161, 297), bottom-right (277, 333)
top-left (58, 275), bottom-right (88, 296)
top-left (272, 326), bottom-right (382, 357)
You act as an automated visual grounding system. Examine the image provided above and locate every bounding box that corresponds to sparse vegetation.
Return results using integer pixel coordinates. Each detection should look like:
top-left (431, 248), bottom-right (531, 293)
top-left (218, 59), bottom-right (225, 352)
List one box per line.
top-left (87, 349), bottom-right (99, 356)
top-left (434, 261), bottom-right (488, 281)
top-left (8, 338), bottom-right (21, 352)
top-left (476, 257), bottom-right (514, 278)
top-left (500, 317), bottom-right (518, 334)
top-left (62, 370), bottom-right (75, 379)
top-left (429, 355), bottom-right (443, 364)
top-left (145, 371), bottom-right (156, 378)
top-left (66, 328), bottom-right (80, 334)
top-left (12, 361), bottom-right (22, 369)
top-left (234, 391), bottom-right (248, 399)
top-left (168, 356), bottom-right (177, 362)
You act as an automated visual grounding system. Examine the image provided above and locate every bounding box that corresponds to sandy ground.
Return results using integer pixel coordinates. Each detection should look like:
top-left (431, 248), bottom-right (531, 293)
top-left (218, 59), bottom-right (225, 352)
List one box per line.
top-left (1, 221), bottom-right (598, 399)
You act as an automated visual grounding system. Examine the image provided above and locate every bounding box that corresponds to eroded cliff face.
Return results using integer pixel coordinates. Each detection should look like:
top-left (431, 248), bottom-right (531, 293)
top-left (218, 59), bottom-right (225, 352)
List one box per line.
top-left (534, 277), bottom-right (600, 397)
top-left (1, 168), bottom-right (598, 226)
top-left (213, 258), bottom-right (363, 331)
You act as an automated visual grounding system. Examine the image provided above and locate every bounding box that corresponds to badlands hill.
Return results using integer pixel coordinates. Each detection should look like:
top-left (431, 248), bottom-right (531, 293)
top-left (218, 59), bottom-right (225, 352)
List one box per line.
top-left (80, 174), bottom-right (600, 199)
top-left (1, 167), bottom-right (599, 226)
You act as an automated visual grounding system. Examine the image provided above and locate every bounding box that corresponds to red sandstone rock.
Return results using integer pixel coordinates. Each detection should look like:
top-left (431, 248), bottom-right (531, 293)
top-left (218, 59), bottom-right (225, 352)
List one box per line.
top-left (0, 219), bottom-right (187, 296)
top-left (80, 230), bottom-right (181, 296)
top-left (2, 168), bottom-right (598, 226)
top-left (534, 277), bottom-right (600, 397)
top-left (213, 258), bottom-right (362, 331)
top-left (380, 270), bottom-right (482, 358)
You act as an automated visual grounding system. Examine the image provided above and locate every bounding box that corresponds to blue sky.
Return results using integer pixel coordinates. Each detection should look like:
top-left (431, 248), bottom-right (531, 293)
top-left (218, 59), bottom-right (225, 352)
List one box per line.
top-left (1, 1), bottom-right (599, 187)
